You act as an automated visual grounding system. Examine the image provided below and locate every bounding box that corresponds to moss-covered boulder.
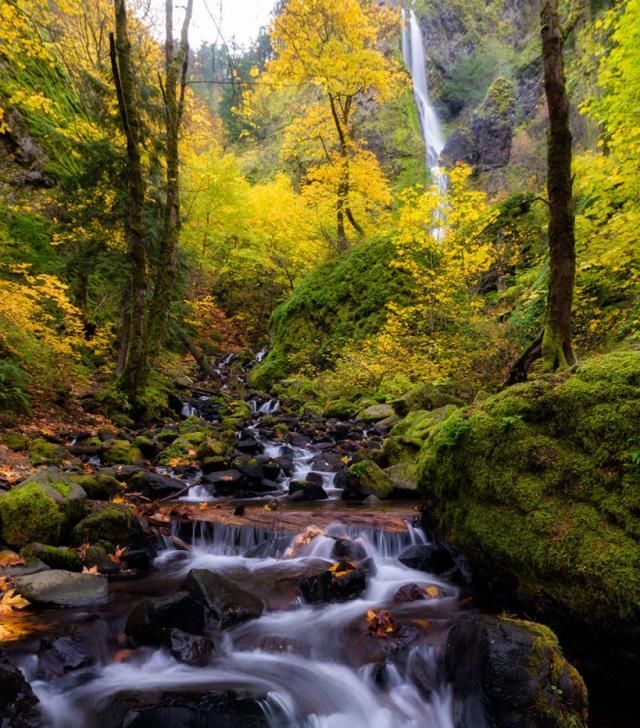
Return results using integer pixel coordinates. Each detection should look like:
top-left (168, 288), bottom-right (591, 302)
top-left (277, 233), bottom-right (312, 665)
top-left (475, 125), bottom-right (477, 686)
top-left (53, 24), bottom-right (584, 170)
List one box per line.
top-left (71, 503), bottom-right (138, 547)
top-left (102, 440), bottom-right (145, 466)
top-left (0, 468), bottom-right (88, 547)
top-left (21, 543), bottom-right (83, 572)
top-left (343, 460), bottom-right (394, 501)
top-left (69, 473), bottom-right (120, 500)
top-left (384, 462), bottom-right (418, 493)
top-left (418, 350), bottom-right (640, 683)
top-left (445, 615), bottom-right (588, 728)
top-left (323, 399), bottom-right (359, 420)
top-left (29, 438), bottom-right (70, 466)
top-left (158, 430), bottom-right (209, 465)
top-left (391, 405), bottom-right (460, 448)
top-left (391, 383), bottom-right (465, 417)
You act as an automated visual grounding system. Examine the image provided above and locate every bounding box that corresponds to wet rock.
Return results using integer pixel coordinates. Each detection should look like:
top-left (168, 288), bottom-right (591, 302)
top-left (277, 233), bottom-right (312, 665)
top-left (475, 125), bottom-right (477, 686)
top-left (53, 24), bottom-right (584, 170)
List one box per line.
top-left (125, 592), bottom-right (206, 645)
top-left (129, 471), bottom-right (185, 500)
top-left (123, 546), bottom-right (157, 572)
top-left (169, 628), bottom-right (215, 666)
top-left (261, 458), bottom-right (282, 481)
top-left (201, 469), bottom-right (247, 496)
top-left (441, 130), bottom-right (477, 168)
top-left (0, 647), bottom-right (40, 728)
top-left (445, 615), bottom-right (588, 728)
top-left (232, 456), bottom-right (263, 481)
top-left (0, 559), bottom-right (50, 578)
top-left (288, 480), bottom-right (328, 501)
top-left (37, 627), bottom-right (94, 678)
top-left (97, 689), bottom-right (273, 728)
top-left (311, 452), bottom-right (344, 472)
top-left (243, 536), bottom-right (292, 559)
top-left (398, 543), bottom-right (457, 576)
top-left (183, 569), bottom-right (264, 628)
top-left (300, 561), bottom-right (369, 603)
top-left (471, 78), bottom-right (516, 170)
top-left (201, 456), bottom-right (229, 474)
top-left (14, 569), bottom-right (108, 607)
top-left (236, 438), bottom-right (263, 454)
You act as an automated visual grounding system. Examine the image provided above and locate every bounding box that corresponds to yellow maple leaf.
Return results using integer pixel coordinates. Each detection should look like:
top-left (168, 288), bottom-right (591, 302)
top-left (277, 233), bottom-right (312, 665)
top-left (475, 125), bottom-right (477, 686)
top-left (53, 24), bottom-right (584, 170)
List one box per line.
top-left (82, 565), bottom-right (99, 575)
top-left (0, 588), bottom-right (30, 614)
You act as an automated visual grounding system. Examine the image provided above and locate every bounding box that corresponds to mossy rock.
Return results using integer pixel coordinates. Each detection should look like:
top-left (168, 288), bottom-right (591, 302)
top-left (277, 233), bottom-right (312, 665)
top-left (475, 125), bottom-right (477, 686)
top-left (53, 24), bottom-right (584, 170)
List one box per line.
top-left (158, 431), bottom-right (209, 465)
top-left (418, 350), bottom-right (640, 683)
top-left (384, 462), bottom-right (418, 492)
top-left (102, 440), bottom-right (145, 466)
top-left (29, 438), bottom-right (69, 466)
top-left (344, 460), bottom-right (394, 500)
top-left (391, 383), bottom-right (465, 417)
top-left (20, 543), bottom-right (82, 572)
top-left (356, 404), bottom-right (395, 423)
top-left (323, 399), bottom-right (359, 420)
top-left (0, 468), bottom-right (88, 547)
top-left (391, 405), bottom-right (460, 447)
top-left (195, 439), bottom-right (228, 461)
top-left (71, 503), bottom-right (138, 547)
top-left (2, 433), bottom-right (29, 452)
top-left (0, 483), bottom-right (65, 548)
top-left (69, 473), bottom-right (120, 500)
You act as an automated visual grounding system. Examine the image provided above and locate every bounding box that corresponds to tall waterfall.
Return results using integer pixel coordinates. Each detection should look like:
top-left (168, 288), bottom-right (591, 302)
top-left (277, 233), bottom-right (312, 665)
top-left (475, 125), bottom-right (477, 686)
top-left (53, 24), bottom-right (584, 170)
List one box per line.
top-left (402, 9), bottom-right (447, 195)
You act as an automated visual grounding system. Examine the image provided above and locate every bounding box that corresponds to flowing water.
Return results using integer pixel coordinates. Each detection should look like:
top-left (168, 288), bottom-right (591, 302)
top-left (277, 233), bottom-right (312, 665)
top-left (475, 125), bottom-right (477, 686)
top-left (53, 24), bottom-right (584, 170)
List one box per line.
top-left (22, 519), bottom-right (459, 727)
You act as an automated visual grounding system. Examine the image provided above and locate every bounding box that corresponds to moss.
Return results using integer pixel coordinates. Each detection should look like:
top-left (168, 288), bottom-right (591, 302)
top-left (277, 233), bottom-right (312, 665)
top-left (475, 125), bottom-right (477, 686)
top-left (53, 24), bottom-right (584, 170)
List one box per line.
top-left (29, 438), bottom-right (69, 466)
top-left (102, 440), bottom-right (145, 466)
top-left (346, 460), bottom-right (394, 498)
top-left (195, 439), bottom-right (228, 460)
top-left (70, 474), bottom-right (119, 500)
top-left (21, 543), bottom-right (83, 572)
top-left (251, 238), bottom-right (411, 388)
top-left (0, 483), bottom-right (64, 547)
top-left (71, 504), bottom-right (136, 546)
top-left (158, 430), bottom-right (212, 465)
top-left (390, 405), bottom-right (460, 447)
top-left (417, 350), bottom-right (640, 632)
top-left (2, 433), bottom-right (30, 451)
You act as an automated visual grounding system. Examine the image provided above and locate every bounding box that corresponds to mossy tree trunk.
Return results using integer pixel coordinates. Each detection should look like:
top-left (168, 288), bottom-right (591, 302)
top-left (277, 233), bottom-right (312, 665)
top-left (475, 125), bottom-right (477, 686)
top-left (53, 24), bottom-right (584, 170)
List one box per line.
top-left (540, 0), bottom-right (576, 373)
top-left (146, 0), bottom-right (193, 361)
top-left (506, 0), bottom-right (582, 385)
top-left (110, 0), bottom-right (148, 401)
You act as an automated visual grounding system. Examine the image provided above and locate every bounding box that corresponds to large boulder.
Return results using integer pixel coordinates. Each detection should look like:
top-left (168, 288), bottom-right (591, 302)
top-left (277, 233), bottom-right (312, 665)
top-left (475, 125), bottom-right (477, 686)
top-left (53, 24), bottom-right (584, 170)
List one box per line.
top-left (356, 404), bottom-right (395, 423)
top-left (445, 616), bottom-right (587, 728)
top-left (71, 502), bottom-right (140, 547)
top-left (13, 569), bottom-right (107, 607)
top-left (392, 384), bottom-right (464, 417)
top-left (125, 592), bottom-right (206, 645)
top-left (418, 351), bottom-right (640, 684)
top-left (0, 468), bottom-right (88, 547)
top-left (182, 569), bottom-right (263, 628)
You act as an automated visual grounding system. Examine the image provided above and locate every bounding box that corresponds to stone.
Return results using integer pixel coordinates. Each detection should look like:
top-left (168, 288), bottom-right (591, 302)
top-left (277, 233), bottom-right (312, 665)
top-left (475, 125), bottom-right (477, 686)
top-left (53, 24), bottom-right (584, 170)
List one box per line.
top-left (20, 543), bottom-right (83, 572)
top-left (356, 404), bottom-right (395, 423)
top-left (169, 628), bottom-right (215, 666)
top-left (129, 471), bottom-right (185, 499)
top-left (182, 569), bottom-right (263, 628)
top-left (342, 460), bottom-right (393, 501)
top-left (29, 438), bottom-right (69, 466)
top-left (441, 130), bottom-right (477, 167)
top-left (300, 560), bottom-right (369, 603)
top-left (0, 648), bottom-right (40, 728)
top-left (96, 689), bottom-right (274, 728)
top-left (102, 439), bottom-right (145, 466)
top-left (445, 616), bottom-right (588, 728)
top-left (14, 569), bottom-right (107, 607)
top-left (125, 592), bottom-right (206, 645)
top-left (70, 473), bottom-right (120, 500)
top-left (37, 627), bottom-right (94, 678)
top-left (391, 384), bottom-right (464, 417)
top-left (398, 543), bottom-right (458, 576)
top-left (71, 502), bottom-right (139, 546)
top-left (288, 480), bottom-right (328, 501)
top-left (384, 463), bottom-right (418, 492)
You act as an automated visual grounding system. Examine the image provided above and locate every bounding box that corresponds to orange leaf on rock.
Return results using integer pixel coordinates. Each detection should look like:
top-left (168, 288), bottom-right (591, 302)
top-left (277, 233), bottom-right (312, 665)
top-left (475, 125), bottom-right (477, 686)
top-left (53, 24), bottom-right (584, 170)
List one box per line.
top-left (0, 588), bottom-right (30, 614)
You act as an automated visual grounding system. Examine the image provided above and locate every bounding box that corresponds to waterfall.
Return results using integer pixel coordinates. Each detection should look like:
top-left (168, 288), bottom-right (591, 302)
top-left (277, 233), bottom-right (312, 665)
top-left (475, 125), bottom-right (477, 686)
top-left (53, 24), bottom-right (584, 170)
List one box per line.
top-left (402, 9), bottom-right (447, 196)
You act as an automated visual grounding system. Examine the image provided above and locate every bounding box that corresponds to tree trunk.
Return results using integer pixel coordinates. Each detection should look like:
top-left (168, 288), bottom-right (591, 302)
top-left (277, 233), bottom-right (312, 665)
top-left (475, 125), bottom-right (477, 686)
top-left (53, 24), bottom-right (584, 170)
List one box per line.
top-left (505, 0), bottom-right (578, 385)
top-left (540, 0), bottom-right (576, 372)
top-left (146, 0), bottom-right (193, 360)
top-left (110, 0), bottom-right (148, 401)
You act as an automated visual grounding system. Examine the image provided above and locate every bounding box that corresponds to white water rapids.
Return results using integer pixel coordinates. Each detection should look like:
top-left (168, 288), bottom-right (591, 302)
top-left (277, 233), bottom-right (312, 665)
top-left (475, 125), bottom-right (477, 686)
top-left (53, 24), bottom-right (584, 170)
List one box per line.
top-left (28, 521), bottom-right (458, 728)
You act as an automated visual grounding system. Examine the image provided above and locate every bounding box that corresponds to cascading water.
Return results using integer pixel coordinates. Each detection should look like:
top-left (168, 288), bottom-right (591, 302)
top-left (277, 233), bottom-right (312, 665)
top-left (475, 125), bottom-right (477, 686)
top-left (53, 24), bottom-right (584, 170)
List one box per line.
top-left (402, 9), bottom-right (446, 195)
top-left (28, 520), bottom-right (458, 728)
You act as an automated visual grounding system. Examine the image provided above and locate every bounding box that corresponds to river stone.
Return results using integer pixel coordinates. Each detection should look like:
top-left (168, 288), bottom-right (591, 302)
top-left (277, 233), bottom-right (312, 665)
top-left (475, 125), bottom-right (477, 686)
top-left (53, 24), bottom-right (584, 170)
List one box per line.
top-left (13, 569), bottom-right (108, 607)
top-left (182, 569), bottom-right (263, 628)
top-left (96, 689), bottom-right (273, 728)
top-left (0, 648), bottom-right (40, 728)
top-left (288, 480), bottom-right (328, 501)
top-left (300, 561), bottom-right (369, 603)
top-left (342, 460), bottom-right (393, 501)
top-left (169, 628), bottom-right (215, 666)
top-left (398, 543), bottom-right (457, 576)
top-left (445, 615), bottom-right (588, 728)
top-left (125, 592), bottom-right (206, 645)
top-left (129, 471), bottom-right (185, 500)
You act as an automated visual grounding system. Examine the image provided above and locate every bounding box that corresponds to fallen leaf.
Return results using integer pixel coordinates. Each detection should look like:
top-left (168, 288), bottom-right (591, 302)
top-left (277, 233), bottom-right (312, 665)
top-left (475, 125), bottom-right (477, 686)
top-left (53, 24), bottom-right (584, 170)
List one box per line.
top-left (0, 588), bottom-right (30, 614)
top-left (108, 545), bottom-right (127, 565)
top-left (0, 551), bottom-right (25, 568)
top-left (365, 608), bottom-right (397, 638)
top-left (82, 565), bottom-right (99, 575)
top-left (198, 502), bottom-right (208, 511)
